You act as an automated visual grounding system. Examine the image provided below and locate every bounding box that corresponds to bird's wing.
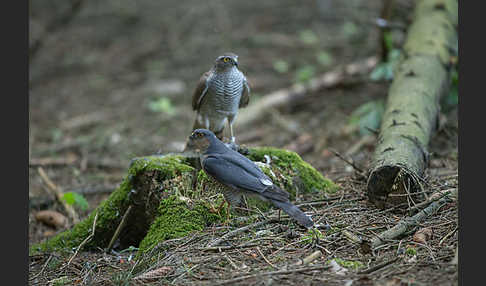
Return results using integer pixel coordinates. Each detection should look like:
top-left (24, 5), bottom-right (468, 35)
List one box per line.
top-left (202, 153), bottom-right (289, 202)
top-left (239, 78), bottom-right (250, 108)
top-left (202, 155), bottom-right (267, 192)
top-left (192, 71), bottom-right (211, 111)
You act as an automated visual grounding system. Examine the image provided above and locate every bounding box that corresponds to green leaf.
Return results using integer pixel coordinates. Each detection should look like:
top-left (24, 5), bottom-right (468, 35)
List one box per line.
top-left (73, 193), bottom-right (89, 211)
top-left (61, 192), bottom-right (89, 211)
top-left (295, 65), bottom-right (315, 83)
top-left (341, 21), bottom-right (359, 38)
top-left (51, 128), bottom-right (63, 143)
top-left (148, 97), bottom-right (176, 115)
top-left (370, 64), bottom-right (388, 81)
top-left (349, 100), bottom-right (385, 135)
top-left (62, 192), bottom-right (75, 205)
top-left (299, 30), bottom-right (319, 45)
top-left (273, 60), bottom-right (289, 73)
top-left (388, 49), bottom-right (401, 62)
top-left (316, 51), bottom-right (333, 67)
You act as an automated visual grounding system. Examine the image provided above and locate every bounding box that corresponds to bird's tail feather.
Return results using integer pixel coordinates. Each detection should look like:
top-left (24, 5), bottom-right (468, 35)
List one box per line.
top-left (271, 200), bottom-right (314, 228)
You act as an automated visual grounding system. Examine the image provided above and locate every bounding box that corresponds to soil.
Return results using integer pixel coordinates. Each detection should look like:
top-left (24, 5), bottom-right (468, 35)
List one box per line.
top-left (29, 1), bottom-right (458, 285)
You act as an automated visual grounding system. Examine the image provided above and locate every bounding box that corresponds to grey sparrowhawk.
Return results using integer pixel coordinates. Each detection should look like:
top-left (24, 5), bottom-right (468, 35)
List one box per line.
top-left (185, 129), bottom-right (315, 229)
top-left (191, 53), bottom-right (250, 144)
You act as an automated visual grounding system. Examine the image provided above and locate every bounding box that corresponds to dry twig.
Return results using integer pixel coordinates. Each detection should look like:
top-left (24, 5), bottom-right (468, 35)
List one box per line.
top-left (357, 257), bottom-right (399, 274)
top-left (293, 250), bottom-right (322, 266)
top-left (366, 188), bottom-right (456, 249)
top-left (328, 148), bottom-right (366, 176)
top-left (67, 212), bottom-right (98, 266)
top-left (106, 205), bottom-right (133, 253)
top-left (37, 167), bottom-right (79, 224)
top-left (256, 246), bottom-right (277, 269)
top-left (208, 219), bottom-right (278, 247)
top-left (213, 265), bottom-right (331, 285)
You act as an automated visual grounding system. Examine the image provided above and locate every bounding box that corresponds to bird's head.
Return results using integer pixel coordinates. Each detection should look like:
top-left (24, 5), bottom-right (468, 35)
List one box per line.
top-left (184, 129), bottom-right (217, 153)
top-left (214, 53), bottom-right (239, 69)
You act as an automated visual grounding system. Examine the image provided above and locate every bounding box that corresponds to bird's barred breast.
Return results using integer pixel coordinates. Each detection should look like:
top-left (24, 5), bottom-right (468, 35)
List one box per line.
top-left (209, 69), bottom-right (244, 114)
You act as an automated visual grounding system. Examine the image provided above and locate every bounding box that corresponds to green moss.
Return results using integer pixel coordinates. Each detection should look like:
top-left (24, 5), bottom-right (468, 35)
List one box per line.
top-left (128, 155), bottom-right (194, 177)
top-left (406, 247), bottom-right (417, 256)
top-left (301, 228), bottom-right (325, 244)
top-left (138, 196), bottom-right (220, 254)
top-left (248, 147), bottom-right (338, 194)
top-left (30, 176), bottom-right (133, 254)
top-left (30, 150), bottom-right (335, 256)
top-left (50, 276), bottom-right (71, 286)
top-left (332, 258), bottom-right (364, 270)
top-left (30, 155), bottom-right (195, 255)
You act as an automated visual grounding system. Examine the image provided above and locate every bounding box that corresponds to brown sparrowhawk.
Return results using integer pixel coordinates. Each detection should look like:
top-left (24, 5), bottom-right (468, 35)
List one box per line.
top-left (191, 53), bottom-right (250, 144)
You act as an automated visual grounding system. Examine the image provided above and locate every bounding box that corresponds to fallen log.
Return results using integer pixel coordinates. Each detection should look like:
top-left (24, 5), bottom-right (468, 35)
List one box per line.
top-left (367, 0), bottom-right (458, 208)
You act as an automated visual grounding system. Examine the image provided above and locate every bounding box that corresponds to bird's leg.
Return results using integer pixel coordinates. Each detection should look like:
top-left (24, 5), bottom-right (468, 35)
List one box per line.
top-left (227, 116), bottom-right (237, 143)
top-left (229, 123), bottom-right (235, 144)
top-left (224, 119), bottom-right (239, 151)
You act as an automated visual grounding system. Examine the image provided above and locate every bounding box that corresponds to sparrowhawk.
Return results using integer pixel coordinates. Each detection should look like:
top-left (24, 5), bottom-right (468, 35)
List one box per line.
top-left (185, 128), bottom-right (314, 229)
top-left (191, 53), bottom-right (250, 144)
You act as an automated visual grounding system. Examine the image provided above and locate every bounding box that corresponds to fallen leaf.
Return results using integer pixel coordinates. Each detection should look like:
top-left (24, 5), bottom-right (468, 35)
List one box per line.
top-left (35, 210), bottom-right (67, 228)
top-left (413, 227), bottom-right (433, 244)
top-left (133, 266), bottom-right (173, 282)
top-left (43, 230), bottom-right (56, 237)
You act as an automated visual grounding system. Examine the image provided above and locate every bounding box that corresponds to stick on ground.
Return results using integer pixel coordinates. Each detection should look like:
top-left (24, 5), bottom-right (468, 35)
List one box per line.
top-left (37, 167), bottom-right (79, 224)
top-left (366, 188), bottom-right (456, 249)
top-left (67, 212), bottom-right (98, 266)
top-left (208, 219), bottom-right (278, 247)
top-left (106, 205), bottom-right (133, 253)
top-left (213, 265), bottom-right (331, 285)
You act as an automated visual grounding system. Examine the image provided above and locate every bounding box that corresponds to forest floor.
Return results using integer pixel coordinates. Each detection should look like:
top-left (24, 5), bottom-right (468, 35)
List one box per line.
top-left (29, 1), bottom-right (458, 285)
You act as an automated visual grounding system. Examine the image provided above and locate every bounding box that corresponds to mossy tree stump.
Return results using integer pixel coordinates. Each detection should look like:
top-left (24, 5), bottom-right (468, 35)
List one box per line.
top-left (30, 147), bottom-right (337, 257)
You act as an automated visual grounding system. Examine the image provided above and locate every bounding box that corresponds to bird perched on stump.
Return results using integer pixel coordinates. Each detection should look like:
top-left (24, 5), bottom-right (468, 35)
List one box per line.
top-left (191, 53), bottom-right (250, 145)
top-left (185, 128), bottom-right (314, 229)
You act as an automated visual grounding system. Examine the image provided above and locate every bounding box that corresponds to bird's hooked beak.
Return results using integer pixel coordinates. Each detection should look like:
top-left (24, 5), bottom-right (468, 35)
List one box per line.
top-left (183, 133), bottom-right (197, 152)
top-left (183, 132), bottom-right (210, 153)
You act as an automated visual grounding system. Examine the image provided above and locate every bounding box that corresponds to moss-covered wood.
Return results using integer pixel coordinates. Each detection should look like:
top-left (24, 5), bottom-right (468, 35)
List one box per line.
top-left (30, 147), bottom-right (337, 256)
top-left (367, 0), bottom-right (458, 208)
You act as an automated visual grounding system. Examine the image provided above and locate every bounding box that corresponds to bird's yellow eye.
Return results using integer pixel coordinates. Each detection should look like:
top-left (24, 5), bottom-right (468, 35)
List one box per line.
top-left (223, 57), bottom-right (230, 63)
